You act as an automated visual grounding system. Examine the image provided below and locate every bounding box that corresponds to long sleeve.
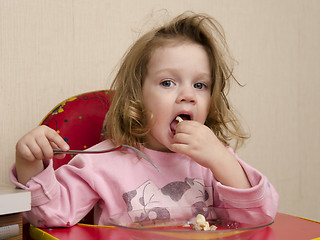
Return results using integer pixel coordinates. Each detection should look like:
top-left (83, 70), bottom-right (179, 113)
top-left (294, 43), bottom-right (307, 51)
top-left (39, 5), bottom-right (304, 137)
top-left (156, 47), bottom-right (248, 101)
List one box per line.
top-left (10, 159), bottom-right (99, 228)
top-left (211, 149), bottom-right (279, 221)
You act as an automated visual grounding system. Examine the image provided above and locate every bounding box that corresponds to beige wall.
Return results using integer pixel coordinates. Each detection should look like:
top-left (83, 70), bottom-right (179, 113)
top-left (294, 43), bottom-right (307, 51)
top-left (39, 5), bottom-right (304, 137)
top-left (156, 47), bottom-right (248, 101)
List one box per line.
top-left (1, 0), bottom-right (319, 221)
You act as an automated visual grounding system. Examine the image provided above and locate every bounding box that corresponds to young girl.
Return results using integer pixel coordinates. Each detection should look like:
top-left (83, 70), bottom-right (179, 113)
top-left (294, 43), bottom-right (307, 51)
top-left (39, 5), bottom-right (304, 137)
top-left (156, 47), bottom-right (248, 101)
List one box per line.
top-left (11, 12), bottom-right (279, 227)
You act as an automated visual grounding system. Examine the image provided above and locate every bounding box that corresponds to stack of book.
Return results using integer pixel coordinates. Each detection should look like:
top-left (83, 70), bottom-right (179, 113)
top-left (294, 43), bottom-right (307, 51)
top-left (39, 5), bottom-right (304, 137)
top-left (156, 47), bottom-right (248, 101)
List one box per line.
top-left (0, 186), bottom-right (31, 240)
top-left (0, 213), bottom-right (22, 240)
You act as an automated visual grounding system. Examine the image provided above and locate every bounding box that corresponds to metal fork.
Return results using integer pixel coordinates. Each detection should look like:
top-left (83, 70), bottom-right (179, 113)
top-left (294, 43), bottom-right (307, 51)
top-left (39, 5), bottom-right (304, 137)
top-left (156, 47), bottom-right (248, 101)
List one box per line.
top-left (53, 145), bottom-right (159, 172)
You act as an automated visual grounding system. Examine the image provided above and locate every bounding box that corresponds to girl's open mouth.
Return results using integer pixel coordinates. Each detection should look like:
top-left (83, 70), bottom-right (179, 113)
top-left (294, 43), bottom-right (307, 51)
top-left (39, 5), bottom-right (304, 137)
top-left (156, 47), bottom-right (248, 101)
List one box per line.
top-left (170, 114), bottom-right (191, 135)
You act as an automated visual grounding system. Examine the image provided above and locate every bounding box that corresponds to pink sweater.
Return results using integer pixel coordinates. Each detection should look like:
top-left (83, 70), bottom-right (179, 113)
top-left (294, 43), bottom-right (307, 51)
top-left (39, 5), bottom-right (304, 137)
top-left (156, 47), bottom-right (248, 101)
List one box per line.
top-left (10, 140), bottom-right (279, 228)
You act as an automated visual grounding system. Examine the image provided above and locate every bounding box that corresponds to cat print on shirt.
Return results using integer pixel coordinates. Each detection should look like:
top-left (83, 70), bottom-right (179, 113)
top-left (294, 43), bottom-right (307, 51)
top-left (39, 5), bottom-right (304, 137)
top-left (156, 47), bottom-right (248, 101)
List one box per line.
top-left (122, 178), bottom-right (213, 222)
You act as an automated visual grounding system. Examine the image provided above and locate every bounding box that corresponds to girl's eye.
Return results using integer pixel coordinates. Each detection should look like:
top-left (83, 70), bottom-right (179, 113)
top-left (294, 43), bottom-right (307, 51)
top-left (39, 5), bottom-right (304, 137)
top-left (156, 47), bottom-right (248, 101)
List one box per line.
top-left (194, 82), bottom-right (207, 90)
top-left (160, 80), bottom-right (175, 88)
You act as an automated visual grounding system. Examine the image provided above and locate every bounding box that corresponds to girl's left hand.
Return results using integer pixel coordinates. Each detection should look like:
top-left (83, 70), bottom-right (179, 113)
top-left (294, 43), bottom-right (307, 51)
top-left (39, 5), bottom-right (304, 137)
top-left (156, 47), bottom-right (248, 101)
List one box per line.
top-left (170, 120), bottom-right (226, 168)
top-left (170, 120), bottom-right (251, 189)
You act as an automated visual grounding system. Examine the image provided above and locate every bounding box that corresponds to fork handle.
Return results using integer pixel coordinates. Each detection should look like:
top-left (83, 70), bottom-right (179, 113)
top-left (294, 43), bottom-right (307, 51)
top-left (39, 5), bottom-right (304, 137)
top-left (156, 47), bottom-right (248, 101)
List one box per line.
top-left (53, 146), bottom-right (122, 154)
top-left (53, 145), bottom-right (160, 172)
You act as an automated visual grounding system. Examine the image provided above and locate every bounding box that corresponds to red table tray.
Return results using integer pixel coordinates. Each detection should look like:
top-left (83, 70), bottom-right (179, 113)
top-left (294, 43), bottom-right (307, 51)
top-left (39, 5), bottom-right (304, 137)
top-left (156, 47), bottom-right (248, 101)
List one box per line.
top-left (29, 213), bottom-right (320, 240)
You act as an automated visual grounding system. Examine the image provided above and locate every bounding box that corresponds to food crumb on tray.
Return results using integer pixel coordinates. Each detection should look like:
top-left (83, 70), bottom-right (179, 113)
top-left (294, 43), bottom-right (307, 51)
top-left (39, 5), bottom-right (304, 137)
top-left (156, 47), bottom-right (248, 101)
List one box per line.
top-left (192, 214), bottom-right (217, 231)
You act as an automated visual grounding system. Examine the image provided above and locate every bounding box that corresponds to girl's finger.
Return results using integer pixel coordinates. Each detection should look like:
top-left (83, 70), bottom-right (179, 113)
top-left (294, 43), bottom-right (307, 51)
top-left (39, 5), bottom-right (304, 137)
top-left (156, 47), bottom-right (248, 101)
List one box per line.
top-left (42, 127), bottom-right (69, 151)
top-left (16, 143), bottom-right (38, 162)
top-left (173, 132), bottom-right (192, 144)
top-left (170, 143), bottom-right (190, 155)
top-left (175, 120), bottom-right (200, 135)
top-left (25, 140), bottom-right (46, 161)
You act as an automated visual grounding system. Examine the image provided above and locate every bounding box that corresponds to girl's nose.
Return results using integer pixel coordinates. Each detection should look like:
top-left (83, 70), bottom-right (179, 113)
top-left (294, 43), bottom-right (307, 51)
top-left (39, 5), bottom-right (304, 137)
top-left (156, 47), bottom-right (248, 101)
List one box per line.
top-left (176, 86), bottom-right (196, 104)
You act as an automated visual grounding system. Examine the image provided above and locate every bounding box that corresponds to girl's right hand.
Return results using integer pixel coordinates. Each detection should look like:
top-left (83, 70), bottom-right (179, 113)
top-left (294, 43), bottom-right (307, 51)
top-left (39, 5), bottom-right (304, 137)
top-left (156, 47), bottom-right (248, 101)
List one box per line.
top-left (15, 125), bottom-right (70, 184)
top-left (16, 125), bottom-right (69, 163)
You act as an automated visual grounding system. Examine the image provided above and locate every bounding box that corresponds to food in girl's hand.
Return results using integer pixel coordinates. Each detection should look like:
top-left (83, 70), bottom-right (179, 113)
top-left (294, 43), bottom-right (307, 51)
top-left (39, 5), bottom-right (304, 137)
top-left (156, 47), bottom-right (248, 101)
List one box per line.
top-left (176, 116), bottom-right (183, 123)
top-left (192, 214), bottom-right (217, 231)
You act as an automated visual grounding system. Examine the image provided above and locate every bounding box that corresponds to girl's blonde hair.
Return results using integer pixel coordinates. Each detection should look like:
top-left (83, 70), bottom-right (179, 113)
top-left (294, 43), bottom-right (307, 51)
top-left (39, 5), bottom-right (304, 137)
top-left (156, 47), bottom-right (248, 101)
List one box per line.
top-left (103, 12), bottom-right (248, 149)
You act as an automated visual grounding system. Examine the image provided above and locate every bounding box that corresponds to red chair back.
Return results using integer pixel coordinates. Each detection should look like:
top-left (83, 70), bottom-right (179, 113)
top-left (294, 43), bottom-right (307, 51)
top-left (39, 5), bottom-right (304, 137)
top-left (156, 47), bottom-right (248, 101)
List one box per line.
top-left (40, 90), bottom-right (113, 170)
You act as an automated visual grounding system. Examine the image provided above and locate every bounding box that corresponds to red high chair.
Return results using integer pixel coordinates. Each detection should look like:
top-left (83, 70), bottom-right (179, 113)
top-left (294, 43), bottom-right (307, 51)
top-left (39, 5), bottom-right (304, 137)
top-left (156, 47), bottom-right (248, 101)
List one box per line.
top-left (40, 90), bottom-right (113, 170)
top-left (25, 90), bottom-right (113, 239)
top-left (40, 90), bottom-right (112, 222)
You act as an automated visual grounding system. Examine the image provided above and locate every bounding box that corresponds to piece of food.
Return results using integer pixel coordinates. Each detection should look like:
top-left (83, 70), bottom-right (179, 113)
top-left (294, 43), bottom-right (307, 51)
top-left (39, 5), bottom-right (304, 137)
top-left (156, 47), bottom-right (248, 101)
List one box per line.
top-left (176, 116), bottom-right (183, 123)
top-left (192, 214), bottom-right (217, 231)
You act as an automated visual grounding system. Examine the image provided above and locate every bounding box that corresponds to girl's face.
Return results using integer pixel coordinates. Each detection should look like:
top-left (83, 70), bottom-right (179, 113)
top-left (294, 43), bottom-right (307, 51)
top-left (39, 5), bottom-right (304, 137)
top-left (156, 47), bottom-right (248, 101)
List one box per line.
top-left (142, 41), bottom-right (212, 152)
